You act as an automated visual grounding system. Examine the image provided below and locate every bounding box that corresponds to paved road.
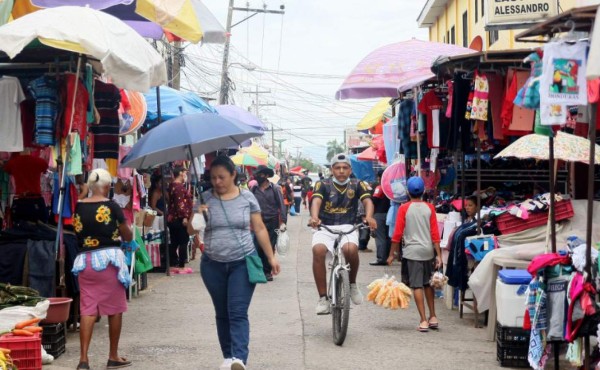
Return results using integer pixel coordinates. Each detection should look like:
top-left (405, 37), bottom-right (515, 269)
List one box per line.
top-left (46, 212), bottom-right (506, 370)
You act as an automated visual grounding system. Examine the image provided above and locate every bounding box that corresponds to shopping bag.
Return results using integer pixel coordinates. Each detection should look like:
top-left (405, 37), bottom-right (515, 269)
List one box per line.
top-left (381, 159), bottom-right (408, 203)
top-left (275, 228), bottom-right (290, 256)
top-left (134, 228), bottom-right (154, 273)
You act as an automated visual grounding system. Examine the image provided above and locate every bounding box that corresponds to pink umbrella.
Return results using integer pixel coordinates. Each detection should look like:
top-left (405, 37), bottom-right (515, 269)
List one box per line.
top-left (335, 39), bottom-right (475, 100)
top-left (357, 147), bottom-right (377, 161)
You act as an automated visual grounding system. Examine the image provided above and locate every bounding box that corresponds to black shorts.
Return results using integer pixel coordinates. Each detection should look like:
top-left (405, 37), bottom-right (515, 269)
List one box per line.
top-left (401, 258), bottom-right (434, 289)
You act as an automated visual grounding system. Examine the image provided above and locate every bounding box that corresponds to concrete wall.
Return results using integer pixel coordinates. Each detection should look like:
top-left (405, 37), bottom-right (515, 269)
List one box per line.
top-left (425, 0), bottom-right (577, 50)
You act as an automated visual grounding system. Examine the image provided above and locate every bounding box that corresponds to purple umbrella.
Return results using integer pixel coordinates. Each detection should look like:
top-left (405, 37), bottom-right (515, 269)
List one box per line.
top-left (335, 39), bottom-right (475, 100)
top-left (215, 105), bottom-right (267, 131)
top-left (31, 0), bottom-right (133, 9)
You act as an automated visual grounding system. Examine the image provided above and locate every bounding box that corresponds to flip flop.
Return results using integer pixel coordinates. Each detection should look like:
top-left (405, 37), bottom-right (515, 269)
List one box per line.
top-left (76, 362), bottom-right (90, 370)
top-left (106, 358), bottom-right (132, 369)
top-left (428, 317), bottom-right (439, 329)
top-left (417, 322), bottom-right (429, 332)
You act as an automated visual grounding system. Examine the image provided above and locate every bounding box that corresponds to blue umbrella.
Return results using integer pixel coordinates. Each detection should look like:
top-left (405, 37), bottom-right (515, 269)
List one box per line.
top-left (144, 85), bottom-right (216, 124)
top-left (121, 112), bottom-right (263, 169)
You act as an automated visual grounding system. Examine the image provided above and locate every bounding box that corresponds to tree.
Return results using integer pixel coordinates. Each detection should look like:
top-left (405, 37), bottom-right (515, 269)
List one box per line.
top-left (326, 139), bottom-right (345, 162)
top-left (298, 158), bottom-right (318, 172)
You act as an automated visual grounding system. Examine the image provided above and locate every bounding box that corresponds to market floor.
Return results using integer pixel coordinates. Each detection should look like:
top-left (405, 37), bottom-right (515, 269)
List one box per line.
top-left (47, 213), bottom-right (513, 370)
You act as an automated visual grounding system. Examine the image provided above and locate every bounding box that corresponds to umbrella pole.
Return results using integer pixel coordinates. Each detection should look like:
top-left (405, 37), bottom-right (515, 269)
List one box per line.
top-left (549, 135), bottom-right (557, 253)
top-left (187, 145), bottom-right (208, 222)
top-left (584, 103), bottom-right (597, 370)
top-left (461, 151), bottom-right (466, 222)
top-left (476, 139), bottom-right (481, 234)
top-left (54, 55), bottom-right (82, 295)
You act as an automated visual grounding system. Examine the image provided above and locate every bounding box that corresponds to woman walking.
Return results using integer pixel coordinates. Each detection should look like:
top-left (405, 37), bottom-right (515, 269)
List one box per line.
top-left (71, 169), bottom-right (133, 370)
top-left (198, 156), bottom-right (281, 370)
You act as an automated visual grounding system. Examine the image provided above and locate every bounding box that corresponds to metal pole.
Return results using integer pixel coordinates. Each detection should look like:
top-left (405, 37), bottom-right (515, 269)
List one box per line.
top-left (476, 139), bottom-right (482, 233)
top-left (218, 0), bottom-right (235, 105)
top-left (156, 86), bottom-right (172, 277)
top-left (549, 134), bottom-right (556, 253)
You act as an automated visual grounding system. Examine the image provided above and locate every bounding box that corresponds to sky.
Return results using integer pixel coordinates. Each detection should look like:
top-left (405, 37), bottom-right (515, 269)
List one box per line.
top-left (182, 0), bottom-right (428, 164)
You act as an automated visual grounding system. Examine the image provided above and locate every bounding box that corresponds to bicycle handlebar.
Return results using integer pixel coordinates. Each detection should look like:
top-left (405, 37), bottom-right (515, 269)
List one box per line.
top-left (316, 223), bottom-right (367, 235)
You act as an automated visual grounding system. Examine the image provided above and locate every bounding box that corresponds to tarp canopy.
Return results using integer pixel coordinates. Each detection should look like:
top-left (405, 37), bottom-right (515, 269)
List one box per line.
top-left (144, 85), bottom-right (216, 123)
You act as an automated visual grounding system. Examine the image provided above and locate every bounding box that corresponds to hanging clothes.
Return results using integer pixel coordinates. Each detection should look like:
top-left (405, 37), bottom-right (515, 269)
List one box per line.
top-left (540, 41), bottom-right (588, 106)
top-left (487, 73), bottom-right (505, 141)
top-left (502, 70), bottom-right (535, 135)
top-left (60, 73), bottom-right (89, 138)
top-left (0, 76), bottom-right (26, 152)
top-left (445, 221), bottom-right (477, 291)
top-left (28, 75), bottom-right (59, 146)
top-left (418, 90), bottom-right (443, 149)
top-left (91, 80), bottom-right (121, 159)
top-left (470, 71), bottom-right (489, 122)
top-left (448, 72), bottom-right (473, 152)
top-left (514, 50), bottom-right (543, 110)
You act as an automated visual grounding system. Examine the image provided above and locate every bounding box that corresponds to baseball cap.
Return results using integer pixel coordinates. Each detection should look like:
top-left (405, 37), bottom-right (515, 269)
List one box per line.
top-left (330, 153), bottom-right (351, 166)
top-left (407, 176), bottom-right (425, 197)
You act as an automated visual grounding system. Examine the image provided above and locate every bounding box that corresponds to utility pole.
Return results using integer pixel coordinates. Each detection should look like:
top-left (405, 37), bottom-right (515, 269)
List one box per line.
top-left (243, 85), bottom-right (275, 153)
top-left (274, 138), bottom-right (287, 158)
top-left (219, 2), bottom-right (284, 105)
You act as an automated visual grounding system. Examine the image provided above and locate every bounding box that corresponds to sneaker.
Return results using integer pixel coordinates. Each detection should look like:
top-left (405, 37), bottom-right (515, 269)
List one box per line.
top-left (315, 296), bottom-right (331, 315)
top-left (230, 358), bottom-right (246, 370)
top-left (219, 359), bottom-right (232, 370)
top-left (350, 284), bottom-right (363, 305)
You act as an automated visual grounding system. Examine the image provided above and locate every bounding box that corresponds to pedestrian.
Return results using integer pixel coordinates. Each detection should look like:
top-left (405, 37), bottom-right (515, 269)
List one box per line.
top-left (306, 186), bottom-right (314, 208)
top-left (251, 165), bottom-right (286, 281)
top-left (387, 176), bottom-right (442, 332)
top-left (71, 169), bottom-right (133, 370)
top-left (370, 170), bottom-right (392, 266)
top-left (197, 156), bottom-right (281, 370)
top-left (309, 153), bottom-right (377, 315)
top-left (357, 182), bottom-right (374, 253)
top-left (292, 180), bottom-right (302, 214)
top-left (167, 166), bottom-right (193, 274)
top-left (148, 174), bottom-right (165, 217)
top-left (282, 178), bottom-right (295, 215)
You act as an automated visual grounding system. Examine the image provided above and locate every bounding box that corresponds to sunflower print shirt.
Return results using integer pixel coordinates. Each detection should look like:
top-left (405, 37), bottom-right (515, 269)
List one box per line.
top-left (74, 200), bottom-right (125, 252)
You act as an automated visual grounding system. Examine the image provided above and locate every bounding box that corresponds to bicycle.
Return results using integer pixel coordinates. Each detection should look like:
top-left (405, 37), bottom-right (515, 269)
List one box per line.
top-left (317, 223), bottom-right (367, 346)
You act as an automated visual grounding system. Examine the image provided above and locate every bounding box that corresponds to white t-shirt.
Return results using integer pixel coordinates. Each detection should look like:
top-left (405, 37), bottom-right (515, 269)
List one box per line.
top-left (0, 76), bottom-right (26, 152)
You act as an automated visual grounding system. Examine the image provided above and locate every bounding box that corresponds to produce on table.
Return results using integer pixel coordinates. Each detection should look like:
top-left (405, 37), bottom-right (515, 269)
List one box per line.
top-left (0, 347), bottom-right (14, 370)
top-left (366, 275), bottom-right (412, 310)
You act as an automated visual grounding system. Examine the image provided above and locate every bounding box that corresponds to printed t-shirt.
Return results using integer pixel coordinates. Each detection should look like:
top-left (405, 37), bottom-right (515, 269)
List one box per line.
top-left (0, 76), bottom-right (26, 152)
top-left (3, 154), bottom-right (49, 195)
top-left (73, 200), bottom-right (125, 253)
top-left (28, 76), bottom-right (59, 146)
top-left (312, 179), bottom-right (371, 226)
top-left (391, 200), bottom-right (440, 261)
top-left (417, 90), bottom-right (443, 148)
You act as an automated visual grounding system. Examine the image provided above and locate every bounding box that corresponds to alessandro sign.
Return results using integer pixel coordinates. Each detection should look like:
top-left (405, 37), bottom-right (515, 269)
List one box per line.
top-left (486, 0), bottom-right (559, 27)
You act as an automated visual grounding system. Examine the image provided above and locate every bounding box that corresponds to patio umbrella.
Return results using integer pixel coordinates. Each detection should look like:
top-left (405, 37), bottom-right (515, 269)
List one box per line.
top-left (356, 98), bottom-right (391, 130)
top-left (144, 85), bottom-right (216, 124)
top-left (357, 147), bottom-right (378, 161)
top-left (494, 131), bottom-right (600, 164)
top-left (215, 105), bottom-right (267, 131)
top-left (120, 113), bottom-right (263, 169)
top-left (335, 39), bottom-right (475, 100)
top-left (0, 6), bottom-right (167, 92)
top-left (240, 142), bottom-right (269, 161)
top-left (231, 152), bottom-right (267, 167)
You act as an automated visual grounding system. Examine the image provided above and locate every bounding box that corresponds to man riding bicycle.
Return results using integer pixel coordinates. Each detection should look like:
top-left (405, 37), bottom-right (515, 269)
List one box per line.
top-left (309, 153), bottom-right (377, 315)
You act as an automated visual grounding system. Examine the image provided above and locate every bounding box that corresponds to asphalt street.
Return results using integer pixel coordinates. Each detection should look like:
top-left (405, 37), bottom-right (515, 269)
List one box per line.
top-left (46, 212), bottom-right (510, 370)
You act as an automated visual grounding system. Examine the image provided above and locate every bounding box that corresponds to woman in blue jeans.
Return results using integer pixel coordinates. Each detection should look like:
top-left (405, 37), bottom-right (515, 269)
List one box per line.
top-left (198, 156), bottom-right (281, 370)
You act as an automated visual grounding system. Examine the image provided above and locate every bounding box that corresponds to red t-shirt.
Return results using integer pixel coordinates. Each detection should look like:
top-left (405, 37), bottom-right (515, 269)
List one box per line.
top-left (3, 154), bottom-right (48, 195)
top-left (418, 90), bottom-right (443, 148)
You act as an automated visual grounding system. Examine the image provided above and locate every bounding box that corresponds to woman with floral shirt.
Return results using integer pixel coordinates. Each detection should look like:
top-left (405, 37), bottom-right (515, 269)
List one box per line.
top-left (71, 168), bottom-right (133, 370)
top-left (167, 166), bottom-right (193, 273)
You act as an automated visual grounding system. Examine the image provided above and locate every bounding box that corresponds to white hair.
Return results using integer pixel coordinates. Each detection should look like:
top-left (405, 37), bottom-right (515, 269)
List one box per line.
top-left (87, 169), bottom-right (112, 191)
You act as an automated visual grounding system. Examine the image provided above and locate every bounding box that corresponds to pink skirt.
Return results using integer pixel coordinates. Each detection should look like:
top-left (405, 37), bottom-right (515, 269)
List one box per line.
top-left (79, 253), bottom-right (127, 316)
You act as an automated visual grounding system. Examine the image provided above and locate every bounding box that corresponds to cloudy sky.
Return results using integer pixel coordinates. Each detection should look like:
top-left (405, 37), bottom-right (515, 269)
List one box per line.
top-left (183, 0), bottom-right (428, 164)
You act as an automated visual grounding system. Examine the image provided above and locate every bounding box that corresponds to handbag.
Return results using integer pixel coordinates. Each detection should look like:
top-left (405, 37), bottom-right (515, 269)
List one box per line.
top-left (218, 195), bottom-right (267, 284)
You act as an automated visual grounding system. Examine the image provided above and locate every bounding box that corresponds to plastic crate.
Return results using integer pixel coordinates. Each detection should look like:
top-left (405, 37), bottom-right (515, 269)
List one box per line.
top-left (497, 340), bottom-right (529, 368)
top-left (0, 333), bottom-right (42, 370)
top-left (41, 323), bottom-right (66, 358)
top-left (496, 199), bottom-right (574, 235)
top-left (496, 322), bottom-right (530, 344)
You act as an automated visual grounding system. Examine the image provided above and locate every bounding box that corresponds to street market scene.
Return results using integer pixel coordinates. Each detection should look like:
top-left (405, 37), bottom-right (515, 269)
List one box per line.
top-left (1, 0), bottom-right (600, 369)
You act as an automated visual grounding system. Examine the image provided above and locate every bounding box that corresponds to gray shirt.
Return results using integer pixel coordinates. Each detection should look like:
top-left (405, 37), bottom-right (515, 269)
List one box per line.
top-left (202, 189), bottom-right (261, 263)
top-left (251, 183), bottom-right (287, 224)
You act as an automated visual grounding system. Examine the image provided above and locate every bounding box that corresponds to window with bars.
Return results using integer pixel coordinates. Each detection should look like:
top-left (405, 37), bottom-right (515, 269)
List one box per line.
top-left (463, 11), bottom-right (468, 47)
top-left (451, 26), bottom-right (456, 45)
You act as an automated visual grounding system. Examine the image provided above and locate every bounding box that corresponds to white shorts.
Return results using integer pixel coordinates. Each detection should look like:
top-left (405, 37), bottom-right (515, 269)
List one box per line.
top-left (311, 224), bottom-right (359, 255)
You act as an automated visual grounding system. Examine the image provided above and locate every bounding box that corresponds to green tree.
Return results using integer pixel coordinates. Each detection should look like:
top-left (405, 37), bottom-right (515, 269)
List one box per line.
top-left (326, 139), bottom-right (345, 162)
top-left (298, 158), bottom-right (318, 172)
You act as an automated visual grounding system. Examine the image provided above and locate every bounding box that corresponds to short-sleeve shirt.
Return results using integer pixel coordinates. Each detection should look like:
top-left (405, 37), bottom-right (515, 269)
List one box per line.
top-left (73, 200), bottom-right (125, 253)
top-left (312, 179), bottom-right (371, 226)
top-left (28, 76), bottom-right (59, 146)
top-left (3, 154), bottom-right (48, 195)
top-left (418, 90), bottom-right (443, 149)
top-left (202, 189), bottom-right (261, 263)
top-left (0, 76), bottom-right (25, 152)
top-left (391, 200), bottom-right (440, 261)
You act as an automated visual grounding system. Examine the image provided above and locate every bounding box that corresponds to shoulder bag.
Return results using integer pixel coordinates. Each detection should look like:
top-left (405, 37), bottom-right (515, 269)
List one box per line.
top-left (217, 194), bottom-right (267, 284)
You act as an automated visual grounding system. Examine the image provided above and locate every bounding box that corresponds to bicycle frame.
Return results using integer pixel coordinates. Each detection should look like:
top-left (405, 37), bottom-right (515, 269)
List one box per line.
top-left (328, 236), bottom-right (350, 307)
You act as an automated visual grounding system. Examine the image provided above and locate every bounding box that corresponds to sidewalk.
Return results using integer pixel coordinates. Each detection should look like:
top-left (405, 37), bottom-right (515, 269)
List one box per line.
top-left (45, 212), bottom-right (502, 369)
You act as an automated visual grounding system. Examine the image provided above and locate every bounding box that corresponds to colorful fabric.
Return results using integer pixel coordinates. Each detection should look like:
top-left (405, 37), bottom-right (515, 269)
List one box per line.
top-left (417, 90), bottom-right (443, 148)
top-left (90, 81), bottom-right (121, 159)
top-left (60, 73), bottom-right (89, 138)
top-left (72, 247), bottom-right (131, 288)
top-left (28, 76), bottom-right (59, 146)
top-left (3, 154), bottom-right (48, 195)
top-left (470, 72), bottom-right (489, 121)
top-left (74, 201), bottom-right (126, 252)
top-left (167, 181), bottom-right (192, 222)
top-left (515, 51), bottom-right (542, 109)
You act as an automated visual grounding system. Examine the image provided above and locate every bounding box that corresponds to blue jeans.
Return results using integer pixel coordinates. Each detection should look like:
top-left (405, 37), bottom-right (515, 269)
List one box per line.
top-left (200, 254), bottom-right (256, 364)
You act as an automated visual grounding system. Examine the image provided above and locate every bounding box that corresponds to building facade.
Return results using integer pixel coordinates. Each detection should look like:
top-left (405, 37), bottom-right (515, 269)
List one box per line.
top-left (417, 0), bottom-right (578, 50)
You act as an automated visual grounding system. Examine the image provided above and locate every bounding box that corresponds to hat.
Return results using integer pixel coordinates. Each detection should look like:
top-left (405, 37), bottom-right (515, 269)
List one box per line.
top-left (330, 153), bottom-right (351, 166)
top-left (407, 176), bottom-right (425, 197)
top-left (254, 165), bottom-right (274, 178)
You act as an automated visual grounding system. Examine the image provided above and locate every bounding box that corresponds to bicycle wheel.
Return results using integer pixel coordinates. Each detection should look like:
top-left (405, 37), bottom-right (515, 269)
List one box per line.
top-left (332, 268), bottom-right (350, 345)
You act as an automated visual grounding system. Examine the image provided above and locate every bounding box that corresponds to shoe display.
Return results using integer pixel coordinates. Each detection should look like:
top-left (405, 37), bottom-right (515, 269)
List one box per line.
top-left (315, 296), bottom-right (331, 315)
top-left (230, 358), bottom-right (246, 370)
top-left (350, 284), bottom-right (363, 305)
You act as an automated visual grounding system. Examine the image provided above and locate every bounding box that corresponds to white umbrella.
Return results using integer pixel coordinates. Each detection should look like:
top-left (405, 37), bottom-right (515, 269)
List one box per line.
top-left (0, 6), bottom-right (167, 92)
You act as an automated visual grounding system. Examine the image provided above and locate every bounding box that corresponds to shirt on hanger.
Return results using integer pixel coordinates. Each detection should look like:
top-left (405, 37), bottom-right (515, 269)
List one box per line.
top-left (61, 73), bottom-right (89, 138)
top-left (470, 72), bottom-right (489, 121)
top-left (4, 154), bottom-right (48, 195)
top-left (0, 76), bottom-right (26, 152)
top-left (418, 90), bottom-right (443, 149)
top-left (540, 41), bottom-right (588, 106)
top-left (91, 81), bottom-right (121, 159)
top-left (28, 76), bottom-right (59, 146)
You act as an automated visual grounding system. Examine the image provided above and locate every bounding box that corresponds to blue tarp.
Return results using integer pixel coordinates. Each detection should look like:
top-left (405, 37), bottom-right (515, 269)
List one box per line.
top-left (144, 86), bottom-right (216, 123)
top-left (350, 154), bottom-right (375, 182)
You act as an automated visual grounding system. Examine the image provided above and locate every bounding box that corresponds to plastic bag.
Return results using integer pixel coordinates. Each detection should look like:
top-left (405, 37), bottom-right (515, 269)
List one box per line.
top-left (0, 300), bottom-right (49, 332)
top-left (275, 229), bottom-right (290, 256)
top-left (429, 270), bottom-right (448, 290)
top-left (381, 160), bottom-right (408, 203)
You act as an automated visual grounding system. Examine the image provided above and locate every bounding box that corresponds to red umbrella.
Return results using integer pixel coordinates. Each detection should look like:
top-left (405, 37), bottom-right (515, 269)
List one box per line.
top-left (357, 147), bottom-right (377, 161)
top-left (290, 165), bottom-right (305, 173)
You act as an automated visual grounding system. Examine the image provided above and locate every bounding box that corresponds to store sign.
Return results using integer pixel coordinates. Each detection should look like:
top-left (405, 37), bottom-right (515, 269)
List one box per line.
top-left (486, 0), bottom-right (559, 28)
